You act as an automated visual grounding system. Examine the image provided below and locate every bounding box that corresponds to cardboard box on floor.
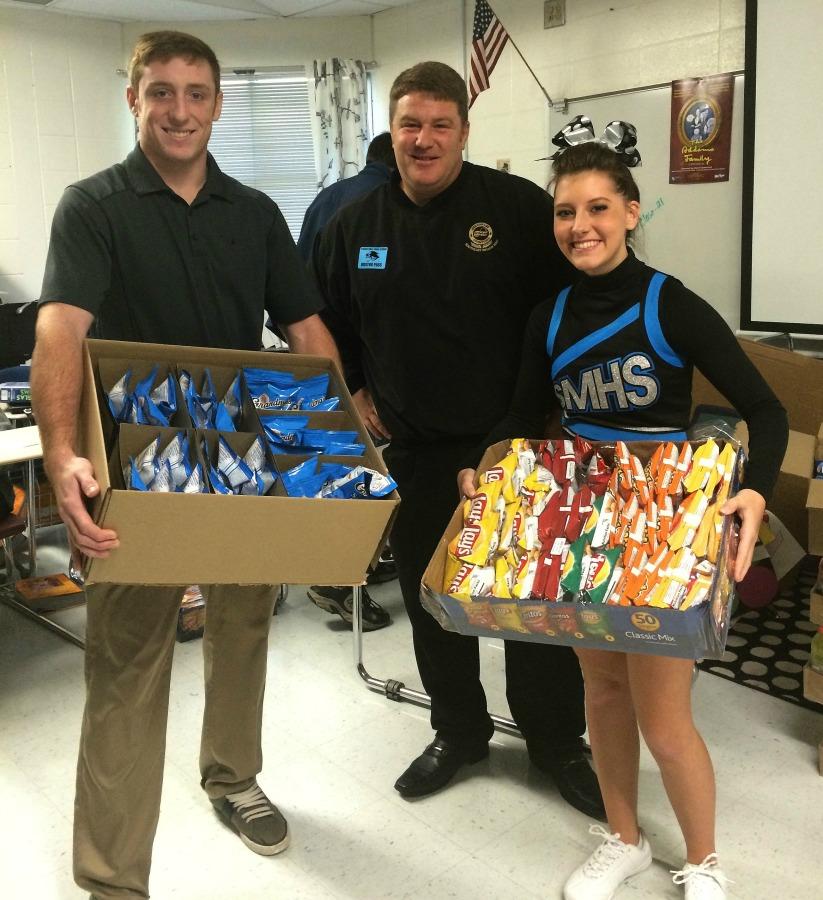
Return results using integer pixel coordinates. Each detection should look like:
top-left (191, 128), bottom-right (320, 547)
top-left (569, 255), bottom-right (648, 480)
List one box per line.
top-left (807, 424), bottom-right (823, 556)
top-left (692, 338), bottom-right (823, 552)
top-left (690, 337), bottom-right (823, 435)
top-left (811, 582), bottom-right (823, 626)
top-left (78, 339), bottom-right (398, 587)
top-left (733, 420), bottom-right (823, 554)
top-left (420, 439), bottom-right (739, 661)
top-left (803, 664), bottom-right (823, 706)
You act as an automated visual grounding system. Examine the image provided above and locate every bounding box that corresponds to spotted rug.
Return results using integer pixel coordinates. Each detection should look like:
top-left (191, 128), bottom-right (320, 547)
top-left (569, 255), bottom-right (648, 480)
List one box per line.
top-left (698, 556), bottom-right (821, 711)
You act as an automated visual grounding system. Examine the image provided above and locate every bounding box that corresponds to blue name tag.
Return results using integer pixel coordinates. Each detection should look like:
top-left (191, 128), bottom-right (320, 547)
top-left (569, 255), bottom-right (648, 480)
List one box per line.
top-left (357, 247), bottom-right (388, 269)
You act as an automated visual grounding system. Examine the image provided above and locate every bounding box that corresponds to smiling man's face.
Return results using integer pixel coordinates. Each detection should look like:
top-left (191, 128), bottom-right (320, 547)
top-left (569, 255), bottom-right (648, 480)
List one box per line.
top-left (390, 92), bottom-right (469, 206)
top-left (127, 55), bottom-right (222, 173)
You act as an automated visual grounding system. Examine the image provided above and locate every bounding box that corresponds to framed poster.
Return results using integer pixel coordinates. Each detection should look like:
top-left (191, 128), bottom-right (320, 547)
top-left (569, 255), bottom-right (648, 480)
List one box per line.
top-left (669, 74), bottom-right (734, 184)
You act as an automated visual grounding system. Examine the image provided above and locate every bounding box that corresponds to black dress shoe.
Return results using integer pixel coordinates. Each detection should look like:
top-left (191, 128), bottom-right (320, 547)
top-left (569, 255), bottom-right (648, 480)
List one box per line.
top-left (532, 749), bottom-right (606, 820)
top-left (394, 737), bottom-right (489, 799)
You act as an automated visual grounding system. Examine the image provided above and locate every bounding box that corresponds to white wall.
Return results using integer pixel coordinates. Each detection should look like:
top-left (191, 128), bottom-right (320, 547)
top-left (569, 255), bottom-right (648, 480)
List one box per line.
top-left (0, 8), bottom-right (134, 305)
top-left (373, 0), bottom-right (745, 185)
top-left (371, 0), bottom-right (745, 326)
top-left (121, 17), bottom-right (372, 69)
top-left (0, 2), bottom-right (746, 313)
top-left (0, 11), bottom-right (371, 309)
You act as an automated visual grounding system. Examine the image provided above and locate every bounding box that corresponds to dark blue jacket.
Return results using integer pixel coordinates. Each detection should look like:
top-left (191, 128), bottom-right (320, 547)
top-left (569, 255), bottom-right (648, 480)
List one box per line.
top-left (296, 162), bottom-right (392, 261)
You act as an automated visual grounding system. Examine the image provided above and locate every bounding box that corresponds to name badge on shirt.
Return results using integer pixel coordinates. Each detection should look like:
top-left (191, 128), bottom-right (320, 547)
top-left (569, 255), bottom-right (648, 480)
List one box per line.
top-left (357, 247), bottom-right (388, 269)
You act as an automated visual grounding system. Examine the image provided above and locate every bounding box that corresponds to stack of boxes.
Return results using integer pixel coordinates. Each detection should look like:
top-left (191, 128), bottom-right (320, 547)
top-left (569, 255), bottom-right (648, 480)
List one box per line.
top-left (803, 561), bottom-right (823, 775)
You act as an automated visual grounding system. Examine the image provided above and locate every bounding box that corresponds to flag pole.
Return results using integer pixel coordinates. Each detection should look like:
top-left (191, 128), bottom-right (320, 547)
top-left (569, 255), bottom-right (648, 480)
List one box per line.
top-left (494, 6), bottom-right (554, 107)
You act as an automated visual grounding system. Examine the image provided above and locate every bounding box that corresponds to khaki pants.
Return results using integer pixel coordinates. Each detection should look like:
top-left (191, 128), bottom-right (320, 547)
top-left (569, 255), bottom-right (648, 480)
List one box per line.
top-left (74, 582), bottom-right (276, 899)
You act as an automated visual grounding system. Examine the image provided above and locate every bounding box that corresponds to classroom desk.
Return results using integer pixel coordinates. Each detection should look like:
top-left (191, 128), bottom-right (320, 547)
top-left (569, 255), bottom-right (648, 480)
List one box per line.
top-left (0, 424), bottom-right (85, 648)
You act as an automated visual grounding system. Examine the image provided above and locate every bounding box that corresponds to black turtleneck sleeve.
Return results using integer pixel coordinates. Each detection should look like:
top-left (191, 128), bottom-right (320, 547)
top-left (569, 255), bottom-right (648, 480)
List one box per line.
top-left (657, 281), bottom-right (788, 502)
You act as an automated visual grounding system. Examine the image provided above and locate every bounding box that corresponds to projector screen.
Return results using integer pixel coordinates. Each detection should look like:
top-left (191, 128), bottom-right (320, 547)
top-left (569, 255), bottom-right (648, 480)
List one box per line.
top-left (742, 0), bottom-right (823, 334)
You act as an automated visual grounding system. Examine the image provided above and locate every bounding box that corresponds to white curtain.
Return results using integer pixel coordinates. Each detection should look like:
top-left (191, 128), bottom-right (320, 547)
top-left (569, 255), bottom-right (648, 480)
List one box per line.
top-left (312, 58), bottom-right (370, 189)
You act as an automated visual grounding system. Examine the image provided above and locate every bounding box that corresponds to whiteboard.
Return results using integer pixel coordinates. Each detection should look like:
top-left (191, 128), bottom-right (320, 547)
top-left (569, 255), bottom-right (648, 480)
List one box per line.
top-left (743, 0), bottom-right (823, 334)
top-left (550, 78), bottom-right (744, 329)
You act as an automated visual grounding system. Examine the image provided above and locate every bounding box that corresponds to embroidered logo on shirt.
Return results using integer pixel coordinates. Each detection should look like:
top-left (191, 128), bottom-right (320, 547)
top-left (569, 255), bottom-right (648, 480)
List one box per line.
top-left (358, 247), bottom-right (388, 269)
top-left (465, 222), bottom-right (498, 252)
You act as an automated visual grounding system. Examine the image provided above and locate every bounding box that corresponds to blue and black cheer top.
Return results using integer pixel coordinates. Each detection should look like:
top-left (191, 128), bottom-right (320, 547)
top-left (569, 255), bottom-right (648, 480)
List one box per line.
top-left (479, 250), bottom-right (787, 502)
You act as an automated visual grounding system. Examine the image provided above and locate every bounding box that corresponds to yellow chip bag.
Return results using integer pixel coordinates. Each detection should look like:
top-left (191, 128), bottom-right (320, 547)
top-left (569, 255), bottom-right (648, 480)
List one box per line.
top-left (492, 556), bottom-right (514, 598)
top-left (481, 452), bottom-right (520, 502)
top-left (462, 479), bottom-right (504, 527)
top-left (491, 598), bottom-right (528, 633)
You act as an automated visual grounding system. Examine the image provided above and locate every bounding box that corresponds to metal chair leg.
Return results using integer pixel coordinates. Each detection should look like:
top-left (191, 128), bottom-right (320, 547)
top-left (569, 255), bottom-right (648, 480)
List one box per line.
top-left (0, 588), bottom-right (86, 649)
top-left (350, 584), bottom-right (522, 737)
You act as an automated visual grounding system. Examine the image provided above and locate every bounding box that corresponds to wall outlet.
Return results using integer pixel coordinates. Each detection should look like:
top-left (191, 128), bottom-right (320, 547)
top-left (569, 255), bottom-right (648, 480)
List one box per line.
top-left (496, 158), bottom-right (511, 173)
top-left (544, 0), bottom-right (566, 29)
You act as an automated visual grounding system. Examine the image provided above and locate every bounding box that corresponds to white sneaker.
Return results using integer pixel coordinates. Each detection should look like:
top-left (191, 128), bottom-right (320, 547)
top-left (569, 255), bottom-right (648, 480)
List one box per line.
top-left (564, 824), bottom-right (652, 900)
top-left (671, 853), bottom-right (730, 899)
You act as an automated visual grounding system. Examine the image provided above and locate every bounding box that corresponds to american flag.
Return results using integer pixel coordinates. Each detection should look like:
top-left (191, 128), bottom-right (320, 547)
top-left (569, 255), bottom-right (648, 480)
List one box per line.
top-left (468, 0), bottom-right (509, 108)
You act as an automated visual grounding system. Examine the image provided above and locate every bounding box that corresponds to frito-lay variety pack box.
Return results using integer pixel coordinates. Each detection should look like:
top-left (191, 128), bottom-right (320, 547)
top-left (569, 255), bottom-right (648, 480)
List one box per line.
top-left (421, 436), bottom-right (742, 660)
top-left (78, 339), bottom-right (399, 586)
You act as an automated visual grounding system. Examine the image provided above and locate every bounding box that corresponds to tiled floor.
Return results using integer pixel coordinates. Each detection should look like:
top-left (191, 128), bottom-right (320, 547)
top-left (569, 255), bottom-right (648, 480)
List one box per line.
top-left (1, 529), bottom-right (821, 899)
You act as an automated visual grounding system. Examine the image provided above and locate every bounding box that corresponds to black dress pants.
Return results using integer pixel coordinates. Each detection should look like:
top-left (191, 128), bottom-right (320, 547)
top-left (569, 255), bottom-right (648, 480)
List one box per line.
top-left (384, 440), bottom-right (586, 755)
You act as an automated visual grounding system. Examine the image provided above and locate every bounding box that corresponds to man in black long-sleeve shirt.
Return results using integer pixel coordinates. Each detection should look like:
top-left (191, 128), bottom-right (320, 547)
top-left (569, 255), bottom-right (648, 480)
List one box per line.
top-left (311, 61), bottom-right (604, 816)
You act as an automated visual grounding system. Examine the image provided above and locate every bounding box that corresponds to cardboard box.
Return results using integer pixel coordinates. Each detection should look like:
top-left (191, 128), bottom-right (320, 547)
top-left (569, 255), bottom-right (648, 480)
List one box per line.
top-left (776, 430), bottom-right (817, 550)
top-left (803, 663), bottom-right (823, 706)
top-left (810, 587), bottom-right (823, 626)
top-left (806, 423), bottom-right (823, 555)
top-left (692, 340), bottom-right (823, 551)
top-left (691, 338), bottom-right (823, 435)
top-left (734, 422), bottom-right (818, 552)
top-left (78, 339), bottom-right (399, 586)
top-left (420, 439), bottom-right (739, 661)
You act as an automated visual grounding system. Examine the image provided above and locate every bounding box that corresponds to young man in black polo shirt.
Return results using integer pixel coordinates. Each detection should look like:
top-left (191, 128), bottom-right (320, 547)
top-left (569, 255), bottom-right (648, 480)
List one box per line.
top-left (32, 32), bottom-right (340, 900)
top-left (312, 62), bottom-right (604, 818)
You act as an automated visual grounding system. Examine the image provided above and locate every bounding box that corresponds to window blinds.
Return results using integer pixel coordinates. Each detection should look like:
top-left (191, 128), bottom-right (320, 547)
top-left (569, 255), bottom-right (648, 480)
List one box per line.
top-left (209, 70), bottom-right (317, 241)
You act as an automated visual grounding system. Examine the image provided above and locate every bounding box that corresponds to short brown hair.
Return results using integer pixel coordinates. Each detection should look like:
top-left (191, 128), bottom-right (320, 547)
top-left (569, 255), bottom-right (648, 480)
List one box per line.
top-left (389, 61), bottom-right (468, 124)
top-left (128, 31), bottom-right (221, 95)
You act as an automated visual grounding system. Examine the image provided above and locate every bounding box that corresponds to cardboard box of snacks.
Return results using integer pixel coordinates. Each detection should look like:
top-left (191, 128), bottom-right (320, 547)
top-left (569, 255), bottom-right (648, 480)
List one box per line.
top-left (421, 437), bottom-right (741, 660)
top-left (78, 339), bottom-right (399, 586)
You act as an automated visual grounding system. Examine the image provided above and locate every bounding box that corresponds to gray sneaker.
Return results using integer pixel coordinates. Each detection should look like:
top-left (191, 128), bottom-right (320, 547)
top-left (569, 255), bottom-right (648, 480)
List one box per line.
top-left (211, 782), bottom-right (290, 856)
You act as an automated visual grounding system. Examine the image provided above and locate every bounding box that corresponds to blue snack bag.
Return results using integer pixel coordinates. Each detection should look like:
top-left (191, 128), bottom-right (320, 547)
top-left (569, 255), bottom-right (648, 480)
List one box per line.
top-left (181, 463), bottom-right (208, 494)
top-left (239, 436), bottom-right (277, 495)
top-left (311, 396), bottom-right (341, 412)
top-left (280, 457), bottom-right (319, 496)
top-left (248, 381), bottom-right (301, 412)
top-left (128, 458), bottom-right (151, 491)
top-left (217, 436), bottom-right (254, 490)
top-left (107, 370), bottom-right (132, 421)
top-left (217, 374), bottom-right (242, 427)
top-left (301, 429), bottom-right (360, 452)
top-left (292, 374), bottom-right (330, 409)
top-left (326, 441), bottom-right (366, 456)
top-left (260, 414), bottom-right (309, 450)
